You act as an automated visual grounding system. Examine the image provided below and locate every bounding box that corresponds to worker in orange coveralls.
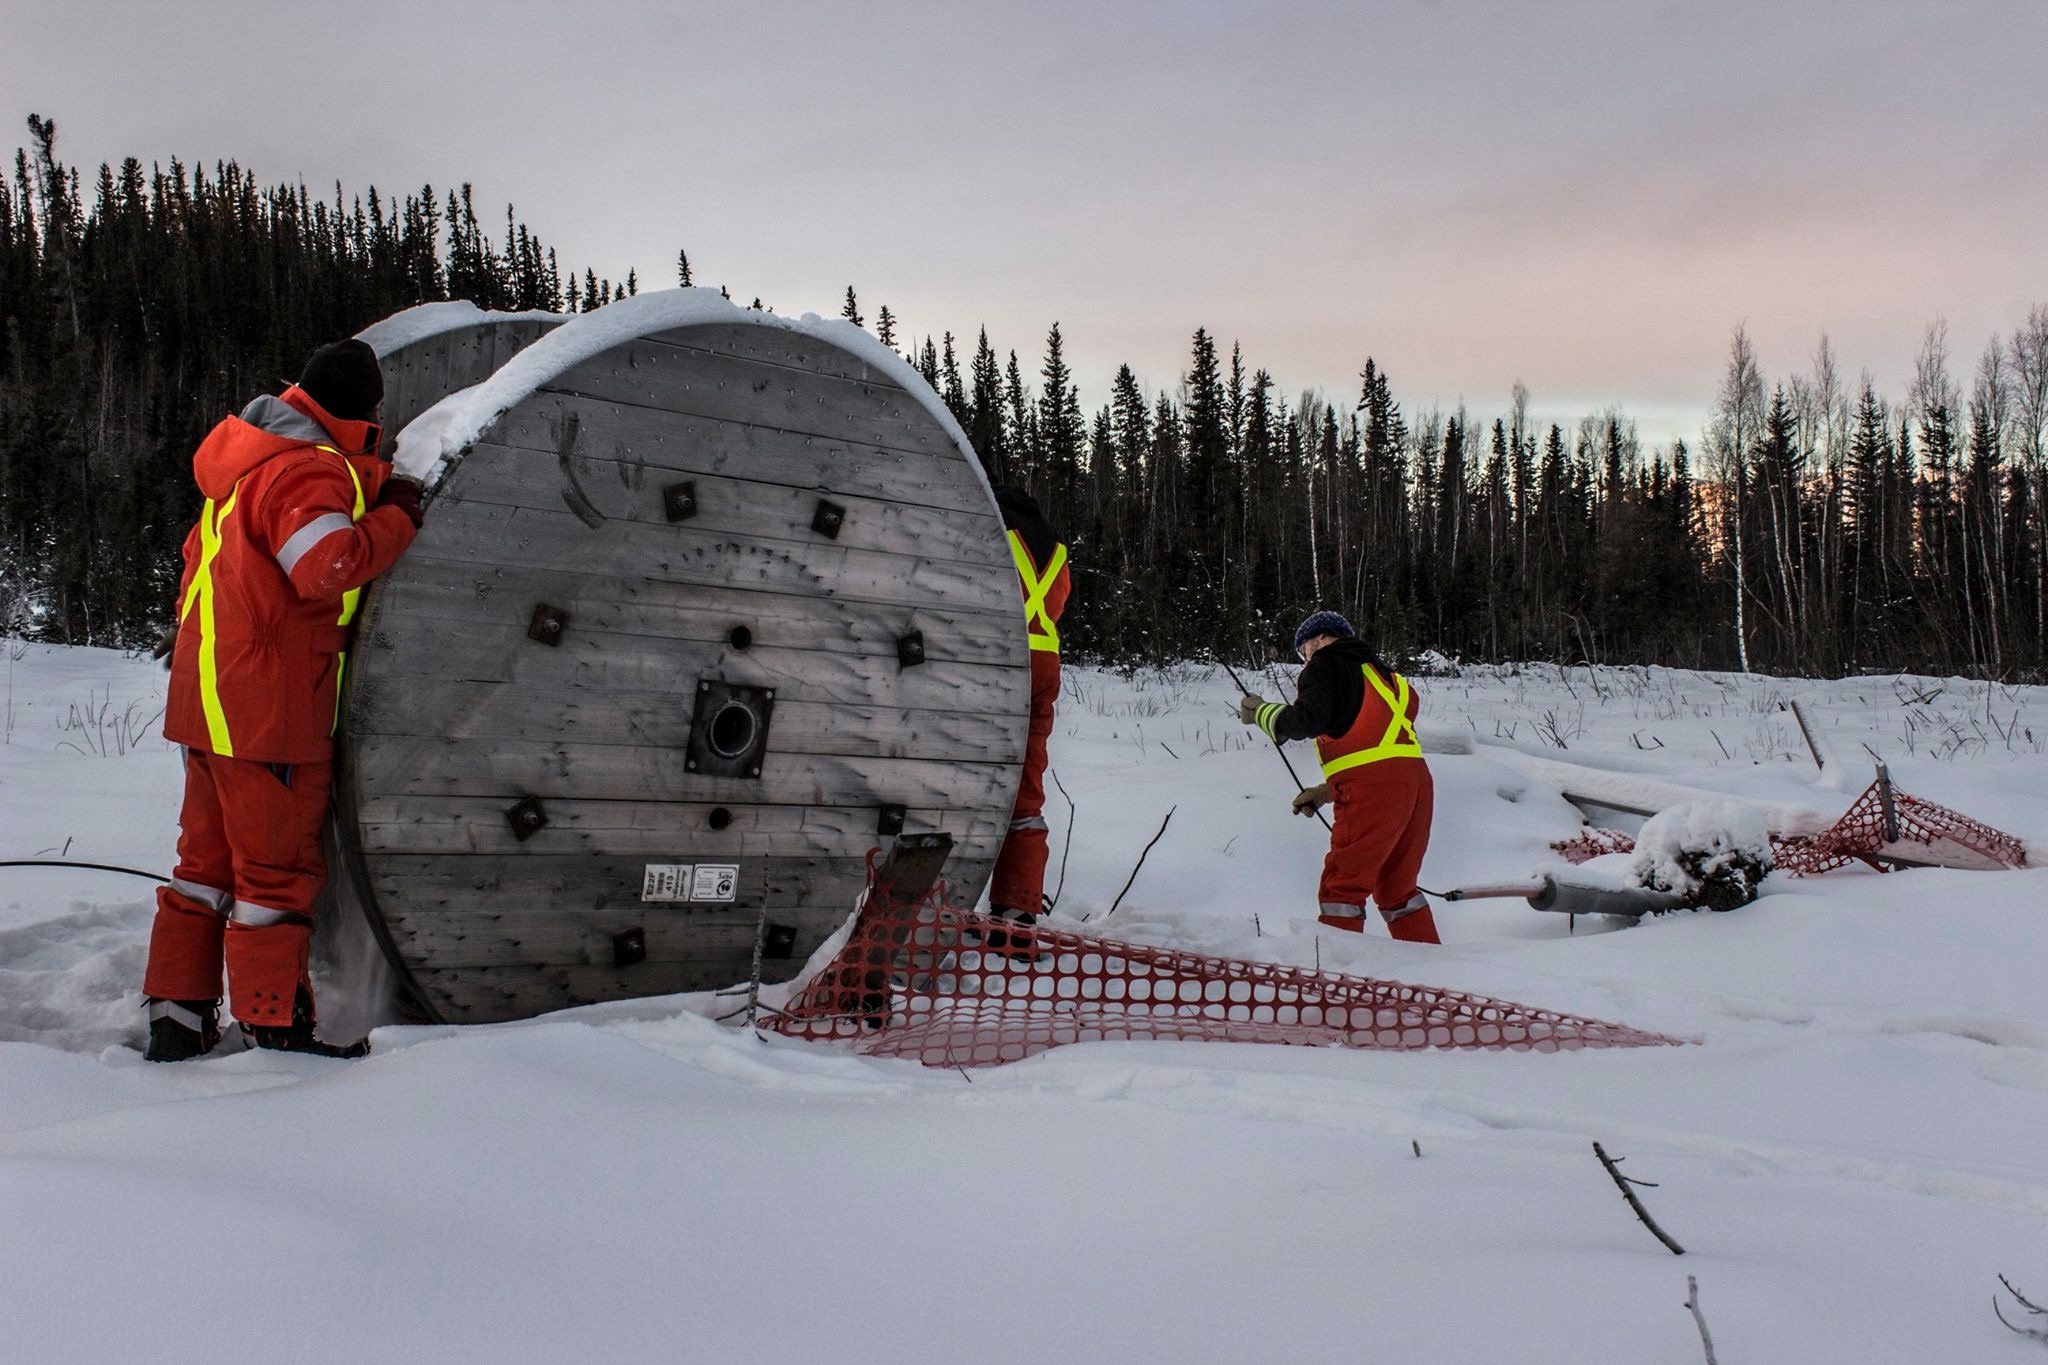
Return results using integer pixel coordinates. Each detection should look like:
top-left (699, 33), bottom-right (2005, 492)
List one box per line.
top-left (142, 340), bottom-right (424, 1060)
top-left (987, 485), bottom-right (1070, 943)
top-left (1237, 611), bottom-right (1441, 943)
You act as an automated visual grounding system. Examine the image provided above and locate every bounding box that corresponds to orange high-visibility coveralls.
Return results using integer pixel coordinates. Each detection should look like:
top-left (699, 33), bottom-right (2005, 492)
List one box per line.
top-left (144, 385), bottom-right (416, 1028)
top-left (989, 524), bottom-right (1070, 914)
top-left (1253, 638), bottom-right (1440, 943)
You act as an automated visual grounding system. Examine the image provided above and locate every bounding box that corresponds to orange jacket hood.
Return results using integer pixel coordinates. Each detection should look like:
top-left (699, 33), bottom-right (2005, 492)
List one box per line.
top-left (192, 386), bottom-right (381, 499)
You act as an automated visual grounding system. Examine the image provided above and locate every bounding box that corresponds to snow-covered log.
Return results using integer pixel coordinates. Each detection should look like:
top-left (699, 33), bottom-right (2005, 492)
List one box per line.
top-left (1473, 742), bottom-right (1835, 837)
top-left (324, 292), bottom-right (1028, 1024)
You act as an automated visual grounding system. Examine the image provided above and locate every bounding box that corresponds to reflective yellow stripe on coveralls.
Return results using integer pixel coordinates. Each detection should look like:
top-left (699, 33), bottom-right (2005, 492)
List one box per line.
top-left (179, 485), bottom-right (243, 756)
top-left (1319, 667), bottom-right (1422, 778)
top-left (1008, 530), bottom-right (1066, 653)
top-left (325, 450), bottom-right (367, 732)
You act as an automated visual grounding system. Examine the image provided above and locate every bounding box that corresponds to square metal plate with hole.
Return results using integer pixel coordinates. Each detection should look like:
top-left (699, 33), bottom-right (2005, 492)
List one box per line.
top-left (684, 679), bottom-right (775, 779)
top-left (662, 481), bottom-right (698, 522)
top-left (505, 796), bottom-right (549, 841)
top-left (527, 603), bottom-right (569, 647)
top-left (811, 499), bottom-right (846, 538)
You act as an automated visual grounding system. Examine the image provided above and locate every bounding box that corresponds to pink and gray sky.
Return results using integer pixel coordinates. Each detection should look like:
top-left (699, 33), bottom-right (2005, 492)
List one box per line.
top-left (4, 0), bottom-right (2044, 446)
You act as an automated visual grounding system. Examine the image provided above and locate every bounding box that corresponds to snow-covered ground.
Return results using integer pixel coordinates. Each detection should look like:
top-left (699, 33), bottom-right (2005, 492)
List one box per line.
top-left (4, 642), bottom-right (2046, 1362)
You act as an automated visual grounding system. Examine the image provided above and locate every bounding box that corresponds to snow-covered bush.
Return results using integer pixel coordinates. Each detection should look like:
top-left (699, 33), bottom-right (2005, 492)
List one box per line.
top-left (1625, 800), bottom-right (1773, 912)
top-left (1399, 648), bottom-right (1459, 677)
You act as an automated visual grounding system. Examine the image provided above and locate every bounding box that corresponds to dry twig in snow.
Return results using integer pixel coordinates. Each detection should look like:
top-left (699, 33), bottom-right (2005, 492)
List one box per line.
top-left (1684, 1276), bottom-right (1719, 1364)
top-left (1995, 1275), bottom-right (2048, 1343)
top-left (1047, 768), bottom-right (1076, 910)
top-left (1104, 805), bottom-right (1176, 918)
top-left (1592, 1141), bottom-right (1686, 1255)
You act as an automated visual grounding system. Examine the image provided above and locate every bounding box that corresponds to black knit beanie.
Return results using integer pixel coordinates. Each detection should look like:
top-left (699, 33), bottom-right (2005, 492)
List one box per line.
top-left (992, 483), bottom-right (1058, 568)
top-left (298, 339), bottom-right (384, 422)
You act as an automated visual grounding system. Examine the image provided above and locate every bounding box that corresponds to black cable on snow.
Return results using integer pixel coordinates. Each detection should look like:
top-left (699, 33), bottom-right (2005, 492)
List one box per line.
top-left (0, 859), bottom-right (171, 885)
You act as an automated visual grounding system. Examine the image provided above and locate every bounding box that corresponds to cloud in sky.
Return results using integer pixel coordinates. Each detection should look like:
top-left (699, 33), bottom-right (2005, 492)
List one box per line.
top-left (3, 0), bottom-right (2042, 446)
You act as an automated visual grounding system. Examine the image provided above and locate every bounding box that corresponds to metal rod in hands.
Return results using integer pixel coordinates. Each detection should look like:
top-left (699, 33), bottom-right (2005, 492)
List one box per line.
top-left (1059, 565), bottom-right (1331, 833)
top-left (1218, 657), bottom-right (1333, 832)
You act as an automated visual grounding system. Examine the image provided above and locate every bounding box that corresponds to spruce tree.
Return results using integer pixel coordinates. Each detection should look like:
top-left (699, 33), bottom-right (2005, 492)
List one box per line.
top-left (841, 286), bottom-right (862, 327)
top-left (1036, 322), bottom-right (1085, 529)
top-left (968, 327), bottom-right (1007, 481)
top-left (1845, 382), bottom-right (1891, 660)
top-left (1004, 350), bottom-right (1035, 484)
top-left (1110, 363), bottom-right (1149, 501)
top-left (1088, 404), bottom-right (1116, 529)
top-left (1183, 327), bottom-right (1226, 535)
top-left (1357, 359), bottom-right (1407, 569)
top-left (940, 332), bottom-right (967, 427)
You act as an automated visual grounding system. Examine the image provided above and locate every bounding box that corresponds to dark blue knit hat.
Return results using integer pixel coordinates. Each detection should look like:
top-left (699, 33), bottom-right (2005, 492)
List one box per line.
top-left (1292, 610), bottom-right (1354, 654)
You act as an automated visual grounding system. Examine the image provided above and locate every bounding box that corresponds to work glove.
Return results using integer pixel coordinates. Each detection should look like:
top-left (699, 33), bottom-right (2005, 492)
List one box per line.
top-left (1291, 783), bottom-right (1331, 817)
top-left (153, 623), bottom-right (178, 667)
top-left (376, 475), bottom-right (425, 529)
top-left (1238, 694), bottom-right (1269, 725)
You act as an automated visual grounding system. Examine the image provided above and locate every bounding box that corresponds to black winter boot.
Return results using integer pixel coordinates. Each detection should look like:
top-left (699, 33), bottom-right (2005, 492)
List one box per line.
top-left (246, 987), bottom-right (370, 1059)
top-left (145, 998), bottom-right (221, 1062)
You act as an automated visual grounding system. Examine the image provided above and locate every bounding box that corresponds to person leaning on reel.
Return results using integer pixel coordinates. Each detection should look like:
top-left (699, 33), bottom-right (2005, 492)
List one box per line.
top-left (142, 340), bottom-right (425, 1061)
top-left (1237, 611), bottom-right (1441, 944)
top-left (986, 484), bottom-right (1069, 951)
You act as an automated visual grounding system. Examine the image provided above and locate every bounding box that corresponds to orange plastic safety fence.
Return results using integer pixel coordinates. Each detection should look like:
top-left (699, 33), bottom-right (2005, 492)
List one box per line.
top-left (1550, 827), bottom-right (1640, 863)
top-left (1548, 776), bottom-right (2029, 876)
top-left (1772, 778), bottom-right (2030, 875)
top-left (768, 873), bottom-right (1682, 1068)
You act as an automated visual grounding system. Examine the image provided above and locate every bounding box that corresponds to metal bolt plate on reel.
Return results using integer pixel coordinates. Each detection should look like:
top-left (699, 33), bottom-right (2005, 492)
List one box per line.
top-left (685, 680), bottom-right (776, 779)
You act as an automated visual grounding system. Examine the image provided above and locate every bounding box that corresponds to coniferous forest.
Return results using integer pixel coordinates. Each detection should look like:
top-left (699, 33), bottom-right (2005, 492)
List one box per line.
top-left (4, 120), bottom-right (2045, 679)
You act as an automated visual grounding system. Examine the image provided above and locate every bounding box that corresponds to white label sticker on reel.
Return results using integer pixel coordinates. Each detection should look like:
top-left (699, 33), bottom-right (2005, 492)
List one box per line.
top-left (691, 864), bottom-right (739, 902)
top-left (641, 864), bottom-right (693, 902)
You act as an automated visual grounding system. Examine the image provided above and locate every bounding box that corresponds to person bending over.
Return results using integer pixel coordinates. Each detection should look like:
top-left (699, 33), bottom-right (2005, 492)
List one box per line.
top-left (1238, 611), bottom-right (1441, 943)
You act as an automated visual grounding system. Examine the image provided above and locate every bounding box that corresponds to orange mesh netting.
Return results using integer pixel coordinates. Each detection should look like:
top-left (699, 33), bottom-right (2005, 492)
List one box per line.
top-left (1550, 774), bottom-right (2030, 876)
top-left (1772, 775), bottom-right (2030, 874)
top-left (767, 855), bottom-right (1682, 1068)
top-left (1550, 827), bottom-right (1640, 863)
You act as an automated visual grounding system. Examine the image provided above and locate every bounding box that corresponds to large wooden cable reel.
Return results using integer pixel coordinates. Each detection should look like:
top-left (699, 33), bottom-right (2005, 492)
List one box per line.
top-left (330, 297), bottom-right (1028, 1024)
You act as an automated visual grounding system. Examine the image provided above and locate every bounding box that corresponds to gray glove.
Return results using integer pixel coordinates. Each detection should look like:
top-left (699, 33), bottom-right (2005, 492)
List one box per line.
top-left (1238, 694), bottom-right (1268, 725)
top-left (1291, 783), bottom-right (1331, 817)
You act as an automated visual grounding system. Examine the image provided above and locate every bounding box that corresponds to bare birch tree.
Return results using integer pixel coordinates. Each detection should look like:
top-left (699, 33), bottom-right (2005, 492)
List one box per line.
top-left (1707, 326), bottom-right (1765, 671)
top-left (2011, 306), bottom-right (2048, 646)
top-left (1968, 337), bottom-right (2011, 669)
